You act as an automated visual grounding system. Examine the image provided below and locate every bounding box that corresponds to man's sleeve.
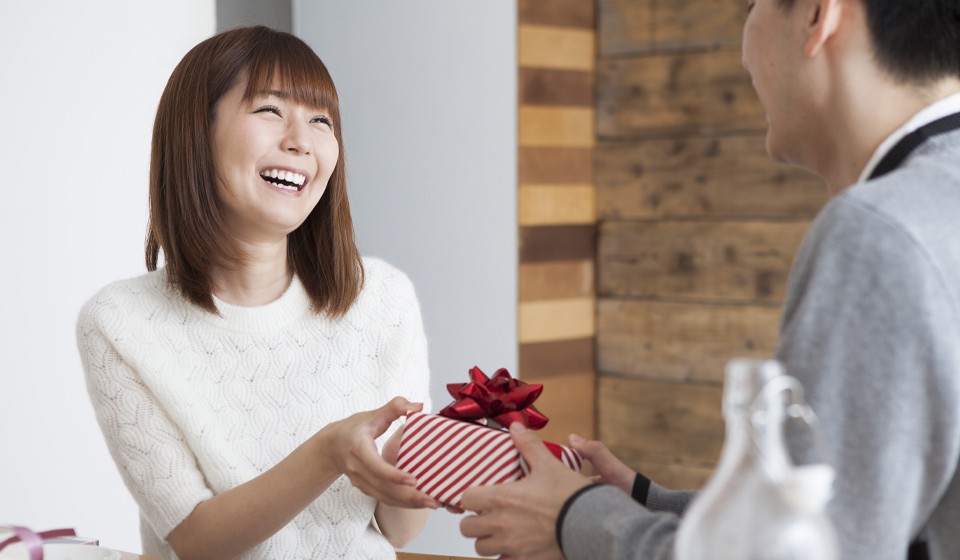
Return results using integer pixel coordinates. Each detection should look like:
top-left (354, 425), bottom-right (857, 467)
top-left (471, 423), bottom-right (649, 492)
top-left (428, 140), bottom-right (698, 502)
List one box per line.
top-left (560, 485), bottom-right (679, 560)
top-left (775, 196), bottom-right (960, 560)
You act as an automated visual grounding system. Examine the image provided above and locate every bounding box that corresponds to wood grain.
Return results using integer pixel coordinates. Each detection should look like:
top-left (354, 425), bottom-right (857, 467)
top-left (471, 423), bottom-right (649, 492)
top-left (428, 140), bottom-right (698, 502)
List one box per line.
top-left (520, 68), bottom-right (594, 107)
top-left (519, 25), bottom-right (595, 71)
top-left (598, 220), bottom-right (809, 303)
top-left (519, 147), bottom-right (593, 184)
top-left (520, 225), bottom-right (596, 263)
top-left (520, 184), bottom-right (596, 226)
top-left (520, 106), bottom-right (595, 147)
top-left (519, 297), bottom-right (596, 344)
top-left (519, 0), bottom-right (595, 29)
top-left (520, 337), bottom-right (595, 378)
top-left (599, 376), bottom-right (724, 465)
top-left (598, 0), bottom-right (745, 56)
top-left (596, 136), bottom-right (827, 219)
top-left (597, 299), bottom-right (780, 383)
top-left (614, 452), bottom-right (716, 490)
top-left (520, 260), bottom-right (594, 301)
top-left (597, 50), bottom-right (766, 138)
top-left (522, 371), bottom-right (596, 443)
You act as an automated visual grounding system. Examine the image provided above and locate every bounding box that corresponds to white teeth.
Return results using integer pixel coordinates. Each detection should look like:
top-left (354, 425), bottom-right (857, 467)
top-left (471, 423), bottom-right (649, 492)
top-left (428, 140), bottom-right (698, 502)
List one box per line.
top-left (260, 169), bottom-right (306, 187)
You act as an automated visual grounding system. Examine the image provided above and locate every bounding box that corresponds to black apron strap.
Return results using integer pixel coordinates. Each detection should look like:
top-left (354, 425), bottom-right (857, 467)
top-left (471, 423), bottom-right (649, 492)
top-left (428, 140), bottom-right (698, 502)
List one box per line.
top-left (908, 539), bottom-right (930, 560)
top-left (867, 111), bottom-right (960, 560)
top-left (868, 111), bottom-right (960, 180)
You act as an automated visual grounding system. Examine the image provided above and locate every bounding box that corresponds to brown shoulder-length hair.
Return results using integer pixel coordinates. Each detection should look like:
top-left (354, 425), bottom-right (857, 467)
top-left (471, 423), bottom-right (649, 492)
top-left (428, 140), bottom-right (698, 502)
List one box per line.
top-left (146, 26), bottom-right (363, 317)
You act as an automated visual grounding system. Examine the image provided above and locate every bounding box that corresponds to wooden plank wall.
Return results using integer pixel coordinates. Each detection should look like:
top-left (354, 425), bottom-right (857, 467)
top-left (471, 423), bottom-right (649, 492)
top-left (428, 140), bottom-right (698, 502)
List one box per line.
top-left (595, 0), bottom-right (828, 489)
top-left (517, 0), bottom-right (597, 447)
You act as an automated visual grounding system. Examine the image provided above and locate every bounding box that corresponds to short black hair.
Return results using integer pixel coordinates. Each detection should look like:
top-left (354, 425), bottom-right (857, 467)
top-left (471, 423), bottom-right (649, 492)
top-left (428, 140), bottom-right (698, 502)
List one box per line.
top-left (779, 0), bottom-right (960, 84)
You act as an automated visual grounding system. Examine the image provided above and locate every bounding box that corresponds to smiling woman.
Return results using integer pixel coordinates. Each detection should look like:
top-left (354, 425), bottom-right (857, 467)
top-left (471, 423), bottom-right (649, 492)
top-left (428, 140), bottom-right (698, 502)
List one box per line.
top-left (77, 26), bottom-right (436, 560)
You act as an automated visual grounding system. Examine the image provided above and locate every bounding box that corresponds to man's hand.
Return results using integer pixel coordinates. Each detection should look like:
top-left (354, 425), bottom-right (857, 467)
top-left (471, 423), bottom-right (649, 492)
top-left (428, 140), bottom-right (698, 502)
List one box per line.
top-left (568, 434), bottom-right (637, 495)
top-left (459, 422), bottom-right (591, 559)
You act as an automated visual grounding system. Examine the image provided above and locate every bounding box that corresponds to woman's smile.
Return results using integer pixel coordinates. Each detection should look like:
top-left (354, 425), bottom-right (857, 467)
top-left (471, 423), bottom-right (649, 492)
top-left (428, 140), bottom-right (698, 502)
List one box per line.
top-left (259, 166), bottom-right (310, 193)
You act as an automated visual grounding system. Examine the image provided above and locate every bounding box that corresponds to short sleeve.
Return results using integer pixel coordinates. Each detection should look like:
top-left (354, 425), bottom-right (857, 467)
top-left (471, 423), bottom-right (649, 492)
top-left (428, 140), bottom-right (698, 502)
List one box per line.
top-left (77, 295), bottom-right (214, 539)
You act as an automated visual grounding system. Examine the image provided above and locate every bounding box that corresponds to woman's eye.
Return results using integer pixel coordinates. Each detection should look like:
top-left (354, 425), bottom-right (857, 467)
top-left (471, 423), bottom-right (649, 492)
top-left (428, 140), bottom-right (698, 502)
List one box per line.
top-left (254, 106), bottom-right (281, 116)
top-left (312, 116), bottom-right (332, 126)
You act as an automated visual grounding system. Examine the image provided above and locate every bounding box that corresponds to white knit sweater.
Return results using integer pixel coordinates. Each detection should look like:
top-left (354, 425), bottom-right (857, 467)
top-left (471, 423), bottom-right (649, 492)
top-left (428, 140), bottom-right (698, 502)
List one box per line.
top-left (76, 257), bottom-right (431, 560)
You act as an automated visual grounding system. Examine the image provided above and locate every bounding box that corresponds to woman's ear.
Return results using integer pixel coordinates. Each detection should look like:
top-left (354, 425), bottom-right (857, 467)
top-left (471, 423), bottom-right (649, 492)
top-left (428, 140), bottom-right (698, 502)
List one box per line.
top-left (803, 0), bottom-right (844, 58)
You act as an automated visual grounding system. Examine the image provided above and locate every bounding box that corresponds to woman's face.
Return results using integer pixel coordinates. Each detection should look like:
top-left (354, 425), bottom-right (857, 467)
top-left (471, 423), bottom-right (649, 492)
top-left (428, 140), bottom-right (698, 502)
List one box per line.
top-left (211, 74), bottom-right (340, 242)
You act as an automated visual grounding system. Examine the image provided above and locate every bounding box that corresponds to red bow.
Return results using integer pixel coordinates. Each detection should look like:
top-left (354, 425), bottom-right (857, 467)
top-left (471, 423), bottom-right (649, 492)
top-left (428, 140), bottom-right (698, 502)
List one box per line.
top-left (438, 367), bottom-right (549, 430)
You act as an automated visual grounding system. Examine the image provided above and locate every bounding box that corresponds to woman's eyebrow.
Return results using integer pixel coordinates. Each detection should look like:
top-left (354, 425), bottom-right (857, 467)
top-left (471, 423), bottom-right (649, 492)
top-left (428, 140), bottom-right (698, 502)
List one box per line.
top-left (254, 89), bottom-right (290, 99)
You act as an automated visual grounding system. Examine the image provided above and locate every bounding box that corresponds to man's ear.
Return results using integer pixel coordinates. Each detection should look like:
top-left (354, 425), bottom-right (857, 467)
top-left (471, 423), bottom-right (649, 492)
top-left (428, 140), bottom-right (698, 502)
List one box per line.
top-left (803, 0), bottom-right (844, 58)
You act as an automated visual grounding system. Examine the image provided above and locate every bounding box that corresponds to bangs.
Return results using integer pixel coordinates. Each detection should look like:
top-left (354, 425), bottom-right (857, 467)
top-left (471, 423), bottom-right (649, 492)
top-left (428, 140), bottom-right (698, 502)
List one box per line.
top-left (241, 33), bottom-right (339, 117)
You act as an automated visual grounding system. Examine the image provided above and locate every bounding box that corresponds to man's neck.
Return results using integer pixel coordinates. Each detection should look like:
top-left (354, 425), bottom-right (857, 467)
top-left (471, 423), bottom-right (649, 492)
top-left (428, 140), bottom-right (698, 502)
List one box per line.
top-left (816, 74), bottom-right (960, 196)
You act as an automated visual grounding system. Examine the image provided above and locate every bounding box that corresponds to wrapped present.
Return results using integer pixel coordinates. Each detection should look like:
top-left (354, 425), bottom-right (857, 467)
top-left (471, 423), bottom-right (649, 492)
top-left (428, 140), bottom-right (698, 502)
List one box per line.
top-left (396, 367), bottom-right (583, 508)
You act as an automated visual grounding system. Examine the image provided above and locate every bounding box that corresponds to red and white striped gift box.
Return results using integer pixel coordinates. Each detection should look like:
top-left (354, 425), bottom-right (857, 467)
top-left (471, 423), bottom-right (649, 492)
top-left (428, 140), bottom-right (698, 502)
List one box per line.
top-left (395, 411), bottom-right (583, 508)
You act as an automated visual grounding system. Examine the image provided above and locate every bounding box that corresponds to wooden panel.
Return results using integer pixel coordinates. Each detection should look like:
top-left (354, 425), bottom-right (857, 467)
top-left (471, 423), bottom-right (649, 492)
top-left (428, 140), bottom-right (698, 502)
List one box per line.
top-left (520, 106), bottom-right (595, 147)
top-left (519, 147), bottom-right (593, 184)
top-left (519, 0), bottom-right (595, 29)
top-left (597, 299), bottom-right (780, 383)
top-left (520, 337), bottom-right (595, 378)
top-left (596, 136), bottom-right (827, 219)
top-left (519, 184), bottom-right (596, 226)
top-left (597, 50), bottom-right (766, 138)
top-left (614, 452), bottom-right (716, 490)
top-left (599, 220), bottom-right (809, 303)
top-left (599, 376), bottom-right (724, 465)
top-left (519, 25), bottom-right (595, 71)
top-left (520, 68), bottom-right (594, 107)
top-left (523, 371), bottom-right (596, 444)
top-left (599, 0), bottom-right (745, 56)
top-left (597, 0), bottom-right (652, 55)
top-left (520, 260), bottom-right (594, 301)
top-left (520, 225), bottom-right (596, 263)
top-left (519, 297), bottom-right (595, 344)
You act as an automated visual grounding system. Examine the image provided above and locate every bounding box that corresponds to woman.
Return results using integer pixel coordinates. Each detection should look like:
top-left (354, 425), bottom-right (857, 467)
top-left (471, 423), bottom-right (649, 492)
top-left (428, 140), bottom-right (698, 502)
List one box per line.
top-left (76, 26), bottom-right (437, 560)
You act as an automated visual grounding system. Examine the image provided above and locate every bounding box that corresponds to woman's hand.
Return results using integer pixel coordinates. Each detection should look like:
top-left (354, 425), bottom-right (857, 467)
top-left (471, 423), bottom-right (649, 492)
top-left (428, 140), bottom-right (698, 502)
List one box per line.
top-left (381, 419), bottom-right (404, 466)
top-left (568, 434), bottom-right (637, 495)
top-left (324, 397), bottom-right (440, 509)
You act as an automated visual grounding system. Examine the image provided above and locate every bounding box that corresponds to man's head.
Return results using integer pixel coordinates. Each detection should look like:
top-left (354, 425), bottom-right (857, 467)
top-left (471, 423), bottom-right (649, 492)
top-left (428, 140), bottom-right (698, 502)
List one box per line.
top-left (776, 0), bottom-right (960, 84)
top-left (742, 0), bottom-right (960, 182)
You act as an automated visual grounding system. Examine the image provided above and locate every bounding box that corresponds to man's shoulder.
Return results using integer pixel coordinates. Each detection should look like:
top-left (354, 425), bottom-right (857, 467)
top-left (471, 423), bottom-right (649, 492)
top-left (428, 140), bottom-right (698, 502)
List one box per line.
top-left (786, 143), bottom-right (960, 328)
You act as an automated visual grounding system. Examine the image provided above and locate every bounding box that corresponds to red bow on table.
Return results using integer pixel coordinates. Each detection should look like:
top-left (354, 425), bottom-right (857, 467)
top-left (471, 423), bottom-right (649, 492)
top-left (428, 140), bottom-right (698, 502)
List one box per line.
top-left (438, 366), bottom-right (549, 430)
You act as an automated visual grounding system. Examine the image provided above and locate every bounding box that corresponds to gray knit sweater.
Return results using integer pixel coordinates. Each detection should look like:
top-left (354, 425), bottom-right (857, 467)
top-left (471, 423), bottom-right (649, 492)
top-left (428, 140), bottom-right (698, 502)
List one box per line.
top-left (560, 130), bottom-right (960, 560)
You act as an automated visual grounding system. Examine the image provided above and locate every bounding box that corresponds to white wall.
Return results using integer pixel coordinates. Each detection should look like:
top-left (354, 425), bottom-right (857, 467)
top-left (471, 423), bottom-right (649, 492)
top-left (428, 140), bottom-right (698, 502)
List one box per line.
top-left (294, 1), bottom-right (518, 556)
top-left (0, 0), bottom-right (215, 554)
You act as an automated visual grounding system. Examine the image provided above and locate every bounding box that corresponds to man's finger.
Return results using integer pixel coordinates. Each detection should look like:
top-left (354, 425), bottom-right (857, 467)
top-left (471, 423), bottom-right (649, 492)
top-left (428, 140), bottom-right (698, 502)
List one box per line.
top-left (460, 483), bottom-right (499, 513)
top-left (459, 511), bottom-right (494, 539)
top-left (509, 422), bottom-right (555, 471)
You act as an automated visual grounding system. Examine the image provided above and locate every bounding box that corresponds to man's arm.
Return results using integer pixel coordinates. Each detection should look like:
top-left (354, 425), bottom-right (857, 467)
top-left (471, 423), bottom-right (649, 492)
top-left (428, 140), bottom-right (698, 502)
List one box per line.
top-left (776, 196), bottom-right (960, 559)
top-left (459, 423), bottom-right (681, 560)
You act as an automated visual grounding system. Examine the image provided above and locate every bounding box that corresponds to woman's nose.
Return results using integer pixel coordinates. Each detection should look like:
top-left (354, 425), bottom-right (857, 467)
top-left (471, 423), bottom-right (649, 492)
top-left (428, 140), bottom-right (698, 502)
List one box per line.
top-left (282, 121), bottom-right (311, 155)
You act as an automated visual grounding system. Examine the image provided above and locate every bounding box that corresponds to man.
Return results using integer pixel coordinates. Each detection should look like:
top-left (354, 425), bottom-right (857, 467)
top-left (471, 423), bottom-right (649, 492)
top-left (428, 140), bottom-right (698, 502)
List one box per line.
top-left (458, 0), bottom-right (960, 558)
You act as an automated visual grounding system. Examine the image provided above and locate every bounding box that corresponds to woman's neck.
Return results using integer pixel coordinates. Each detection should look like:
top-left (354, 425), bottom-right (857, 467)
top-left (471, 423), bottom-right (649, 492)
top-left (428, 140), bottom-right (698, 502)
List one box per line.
top-left (211, 236), bottom-right (292, 307)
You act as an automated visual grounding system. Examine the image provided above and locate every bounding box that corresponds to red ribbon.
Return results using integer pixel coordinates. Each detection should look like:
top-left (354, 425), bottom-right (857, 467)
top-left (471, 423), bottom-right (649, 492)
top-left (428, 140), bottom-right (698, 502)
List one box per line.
top-left (0, 527), bottom-right (77, 560)
top-left (439, 366), bottom-right (549, 430)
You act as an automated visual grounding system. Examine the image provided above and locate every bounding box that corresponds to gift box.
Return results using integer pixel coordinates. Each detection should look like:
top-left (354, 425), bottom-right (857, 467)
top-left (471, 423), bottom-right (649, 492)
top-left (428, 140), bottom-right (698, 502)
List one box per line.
top-left (396, 367), bottom-right (583, 508)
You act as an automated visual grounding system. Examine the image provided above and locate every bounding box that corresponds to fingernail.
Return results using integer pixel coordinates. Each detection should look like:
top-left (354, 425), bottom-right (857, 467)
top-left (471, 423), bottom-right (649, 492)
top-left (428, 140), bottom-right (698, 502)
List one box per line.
top-left (569, 434), bottom-right (585, 444)
top-left (511, 422), bottom-right (528, 434)
top-left (423, 499), bottom-right (440, 509)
